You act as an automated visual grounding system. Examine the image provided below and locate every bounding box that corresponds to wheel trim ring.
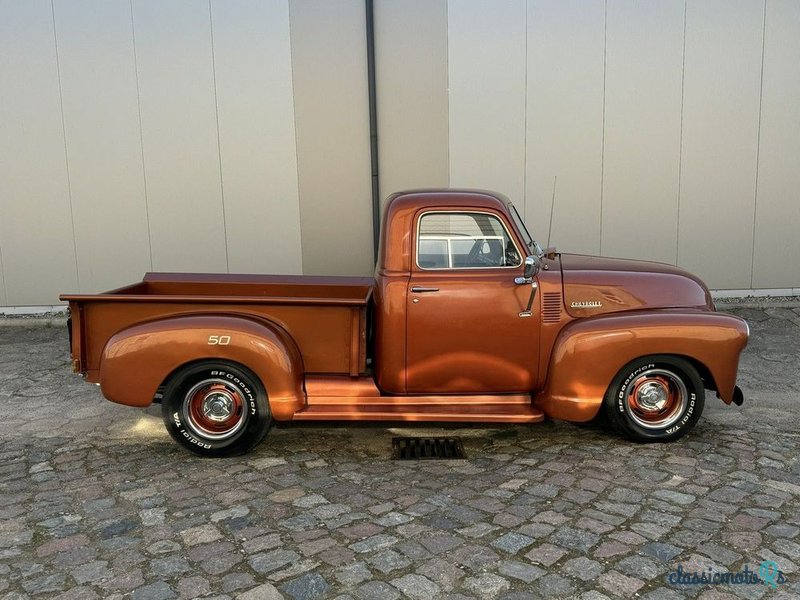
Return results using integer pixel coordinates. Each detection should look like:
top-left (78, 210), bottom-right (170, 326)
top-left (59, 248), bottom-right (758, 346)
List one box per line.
top-left (183, 378), bottom-right (247, 441)
top-left (625, 368), bottom-right (688, 430)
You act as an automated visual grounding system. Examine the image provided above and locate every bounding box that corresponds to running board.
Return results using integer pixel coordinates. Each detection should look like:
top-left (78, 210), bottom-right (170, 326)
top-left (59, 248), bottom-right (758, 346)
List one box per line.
top-left (292, 402), bottom-right (545, 423)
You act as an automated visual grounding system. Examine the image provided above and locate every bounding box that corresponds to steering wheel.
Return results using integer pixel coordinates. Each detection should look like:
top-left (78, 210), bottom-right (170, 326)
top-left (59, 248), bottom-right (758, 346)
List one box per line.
top-left (505, 240), bottom-right (520, 266)
top-left (467, 239), bottom-right (501, 267)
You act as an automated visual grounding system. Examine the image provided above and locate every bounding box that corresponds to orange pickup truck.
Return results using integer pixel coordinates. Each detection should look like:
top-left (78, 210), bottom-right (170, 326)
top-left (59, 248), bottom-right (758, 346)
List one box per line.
top-left (62, 190), bottom-right (748, 456)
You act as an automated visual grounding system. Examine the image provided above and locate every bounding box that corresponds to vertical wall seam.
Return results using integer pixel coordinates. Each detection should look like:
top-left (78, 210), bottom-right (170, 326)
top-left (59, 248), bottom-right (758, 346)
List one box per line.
top-left (676, 0), bottom-right (688, 266)
top-left (749, 0), bottom-right (768, 289)
top-left (365, 0), bottom-right (381, 261)
top-left (444, 0), bottom-right (450, 187)
top-left (50, 0), bottom-right (81, 292)
top-left (598, 0), bottom-right (607, 256)
top-left (287, 0), bottom-right (306, 274)
top-left (129, 0), bottom-right (154, 272)
top-left (521, 0), bottom-right (528, 219)
top-left (208, 0), bottom-right (230, 273)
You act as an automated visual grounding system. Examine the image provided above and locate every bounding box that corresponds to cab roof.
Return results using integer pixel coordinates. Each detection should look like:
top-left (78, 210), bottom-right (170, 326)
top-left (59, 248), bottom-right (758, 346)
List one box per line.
top-left (378, 189), bottom-right (518, 273)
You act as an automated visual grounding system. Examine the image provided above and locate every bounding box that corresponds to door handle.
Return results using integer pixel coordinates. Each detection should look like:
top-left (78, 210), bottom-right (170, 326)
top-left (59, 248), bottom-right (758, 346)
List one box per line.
top-left (411, 286), bottom-right (439, 293)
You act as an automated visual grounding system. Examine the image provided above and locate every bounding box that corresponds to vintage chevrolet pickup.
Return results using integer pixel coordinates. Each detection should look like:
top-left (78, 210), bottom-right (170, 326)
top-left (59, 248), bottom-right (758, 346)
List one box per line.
top-left (61, 190), bottom-right (748, 456)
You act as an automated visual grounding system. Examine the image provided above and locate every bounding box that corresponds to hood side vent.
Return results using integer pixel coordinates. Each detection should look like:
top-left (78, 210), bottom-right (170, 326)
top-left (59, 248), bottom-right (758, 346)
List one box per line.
top-left (542, 292), bottom-right (562, 323)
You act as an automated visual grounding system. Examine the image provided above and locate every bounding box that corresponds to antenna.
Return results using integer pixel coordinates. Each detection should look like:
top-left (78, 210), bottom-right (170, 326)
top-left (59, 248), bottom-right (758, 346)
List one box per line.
top-left (546, 175), bottom-right (557, 250)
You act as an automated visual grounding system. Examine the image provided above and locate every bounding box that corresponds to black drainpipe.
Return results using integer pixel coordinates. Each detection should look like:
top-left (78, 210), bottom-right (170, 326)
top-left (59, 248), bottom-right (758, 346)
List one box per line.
top-left (365, 0), bottom-right (380, 262)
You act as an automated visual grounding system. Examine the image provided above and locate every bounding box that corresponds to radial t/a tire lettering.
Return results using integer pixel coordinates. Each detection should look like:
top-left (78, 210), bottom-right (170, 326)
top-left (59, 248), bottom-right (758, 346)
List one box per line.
top-left (161, 360), bottom-right (272, 456)
top-left (603, 355), bottom-right (705, 443)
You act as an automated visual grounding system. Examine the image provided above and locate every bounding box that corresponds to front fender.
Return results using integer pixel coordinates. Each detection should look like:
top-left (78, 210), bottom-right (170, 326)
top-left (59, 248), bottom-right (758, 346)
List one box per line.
top-left (100, 314), bottom-right (305, 420)
top-left (534, 310), bottom-right (748, 422)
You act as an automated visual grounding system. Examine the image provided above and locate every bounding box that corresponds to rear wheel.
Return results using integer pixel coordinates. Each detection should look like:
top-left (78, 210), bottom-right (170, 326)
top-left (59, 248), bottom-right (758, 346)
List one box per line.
top-left (161, 360), bottom-right (271, 456)
top-left (604, 355), bottom-right (704, 442)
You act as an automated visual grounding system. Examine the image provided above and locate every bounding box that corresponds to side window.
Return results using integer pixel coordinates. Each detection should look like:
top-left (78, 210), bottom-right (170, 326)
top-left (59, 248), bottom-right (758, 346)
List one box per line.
top-left (417, 212), bottom-right (522, 269)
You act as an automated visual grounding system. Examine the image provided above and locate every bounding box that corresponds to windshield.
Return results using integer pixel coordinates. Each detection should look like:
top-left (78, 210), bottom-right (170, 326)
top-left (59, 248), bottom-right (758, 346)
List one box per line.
top-left (509, 203), bottom-right (544, 257)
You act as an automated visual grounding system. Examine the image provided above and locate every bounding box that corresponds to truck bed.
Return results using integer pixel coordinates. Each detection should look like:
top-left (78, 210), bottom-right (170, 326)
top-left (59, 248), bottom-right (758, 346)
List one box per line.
top-left (61, 272), bottom-right (374, 379)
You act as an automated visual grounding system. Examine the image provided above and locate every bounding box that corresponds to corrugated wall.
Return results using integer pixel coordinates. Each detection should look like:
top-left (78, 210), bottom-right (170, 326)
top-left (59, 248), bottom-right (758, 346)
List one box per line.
top-left (1, 0), bottom-right (798, 306)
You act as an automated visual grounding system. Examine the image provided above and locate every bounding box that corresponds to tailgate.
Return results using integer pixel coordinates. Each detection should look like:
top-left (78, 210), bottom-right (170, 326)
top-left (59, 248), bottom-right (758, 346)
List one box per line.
top-left (65, 302), bottom-right (85, 374)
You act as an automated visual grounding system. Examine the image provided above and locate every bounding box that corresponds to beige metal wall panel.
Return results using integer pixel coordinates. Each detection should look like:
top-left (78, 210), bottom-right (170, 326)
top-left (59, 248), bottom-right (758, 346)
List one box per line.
top-left (289, 0), bottom-right (374, 276)
top-left (211, 0), bottom-right (303, 275)
top-left (752, 0), bottom-right (800, 289)
top-left (0, 0), bottom-right (78, 305)
top-left (131, 0), bottom-right (228, 273)
top-left (602, 0), bottom-right (684, 263)
top-left (525, 0), bottom-right (605, 254)
top-left (678, 0), bottom-right (764, 289)
top-left (53, 0), bottom-right (152, 294)
top-left (374, 0), bottom-right (449, 203)
top-left (448, 0), bottom-right (526, 206)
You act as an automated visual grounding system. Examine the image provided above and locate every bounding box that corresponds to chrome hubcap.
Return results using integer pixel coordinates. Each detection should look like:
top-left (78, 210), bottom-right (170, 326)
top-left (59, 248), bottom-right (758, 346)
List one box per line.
top-left (183, 378), bottom-right (247, 440)
top-left (203, 391), bottom-right (235, 422)
top-left (636, 381), bottom-right (669, 411)
top-left (625, 368), bottom-right (688, 430)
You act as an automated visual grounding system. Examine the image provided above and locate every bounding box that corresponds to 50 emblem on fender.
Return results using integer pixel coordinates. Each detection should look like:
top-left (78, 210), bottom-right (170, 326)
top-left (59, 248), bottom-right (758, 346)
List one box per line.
top-left (208, 335), bottom-right (231, 345)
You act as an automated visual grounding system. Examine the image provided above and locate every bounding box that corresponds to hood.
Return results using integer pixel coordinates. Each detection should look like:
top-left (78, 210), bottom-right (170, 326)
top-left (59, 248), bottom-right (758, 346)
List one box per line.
top-left (559, 253), bottom-right (714, 318)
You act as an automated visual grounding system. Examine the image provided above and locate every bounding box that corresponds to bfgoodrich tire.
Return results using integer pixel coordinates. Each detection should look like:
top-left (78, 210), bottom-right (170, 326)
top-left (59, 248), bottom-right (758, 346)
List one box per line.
top-left (161, 360), bottom-right (272, 456)
top-left (604, 355), bottom-right (704, 443)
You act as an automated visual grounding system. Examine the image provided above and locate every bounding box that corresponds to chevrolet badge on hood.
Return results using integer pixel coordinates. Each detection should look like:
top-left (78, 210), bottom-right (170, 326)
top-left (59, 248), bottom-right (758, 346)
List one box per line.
top-left (571, 300), bottom-right (603, 308)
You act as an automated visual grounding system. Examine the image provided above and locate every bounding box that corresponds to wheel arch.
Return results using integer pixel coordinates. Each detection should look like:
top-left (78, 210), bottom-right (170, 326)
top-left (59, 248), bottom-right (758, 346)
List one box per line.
top-left (607, 352), bottom-right (717, 396)
top-left (99, 314), bottom-right (305, 420)
top-left (533, 310), bottom-right (748, 422)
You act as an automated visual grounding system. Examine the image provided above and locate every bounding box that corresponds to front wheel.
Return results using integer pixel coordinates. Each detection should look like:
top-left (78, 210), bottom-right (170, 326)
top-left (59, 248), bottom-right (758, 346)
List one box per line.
top-left (161, 360), bottom-right (272, 456)
top-left (604, 355), bottom-right (704, 443)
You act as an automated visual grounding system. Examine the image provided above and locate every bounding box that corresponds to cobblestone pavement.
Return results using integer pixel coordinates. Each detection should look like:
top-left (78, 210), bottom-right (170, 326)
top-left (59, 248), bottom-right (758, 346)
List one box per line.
top-left (1, 306), bottom-right (799, 600)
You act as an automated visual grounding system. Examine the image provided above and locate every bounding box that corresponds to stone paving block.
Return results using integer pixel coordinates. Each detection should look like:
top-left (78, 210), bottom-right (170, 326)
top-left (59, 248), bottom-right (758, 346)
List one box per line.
top-left (348, 534), bottom-right (397, 554)
top-left (390, 574), bottom-right (440, 600)
top-left (279, 573), bottom-right (328, 600)
top-left (249, 549), bottom-right (299, 574)
top-left (491, 532), bottom-right (535, 554)
top-left (598, 570), bottom-right (645, 597)
top-left (416, 556), bottom-right (465, 590)
top-left (354, 581), bottom-right (401, 600)
top-left (549, 526), bottom-right (601, 552)
top-left (219, 574), bottom-right (251, 594)
top-left (562, 556), bottom-right (603, 581)
top-left (524, 543), bottom-right (568, 566)
top-left (180, 525), bottom-right (223, 546)
top-left (131, 581), bottom-right (176, 600)
top-left (641, 541), bottom-right (684, 562)
top-left (237, 583), bottom-right (283, 600)
top-left (367, 548), bottom-right (411, 574)
top-left (463, 573), bottom-right (510, 598)
top-left (535, 573), bottom-right (576, 598)
top-left (448, 543), bottom-right (500, 571)
top-left (498, 559), bottom-right (545, 583)
top-left (334, 561), bottom-right (372, 586)
top-left (418, 532), bottom-right (464, 554)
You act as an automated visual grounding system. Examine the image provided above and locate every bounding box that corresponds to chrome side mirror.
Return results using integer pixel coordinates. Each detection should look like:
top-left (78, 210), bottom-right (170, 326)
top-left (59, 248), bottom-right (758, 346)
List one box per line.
top-left (515, 256), bottom-right (540, 318)
top-left (515, 255), bottom-right (540, 285)
top-left (524, 255), bottom-right (540, 279)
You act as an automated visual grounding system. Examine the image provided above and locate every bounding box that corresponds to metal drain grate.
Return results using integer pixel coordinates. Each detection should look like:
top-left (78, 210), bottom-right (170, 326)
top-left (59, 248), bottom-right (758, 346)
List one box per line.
top-left (391, 437), bottom-right (466, 460)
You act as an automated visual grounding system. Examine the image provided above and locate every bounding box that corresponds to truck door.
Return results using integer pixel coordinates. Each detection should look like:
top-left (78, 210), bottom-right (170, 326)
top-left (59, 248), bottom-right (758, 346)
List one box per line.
top-left (406, 210), bottom-right (540, 394)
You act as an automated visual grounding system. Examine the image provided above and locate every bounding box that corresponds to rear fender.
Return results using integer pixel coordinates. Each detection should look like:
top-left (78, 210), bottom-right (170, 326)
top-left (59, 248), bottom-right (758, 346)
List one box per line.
top-left (100, 314), bottom-right (305, 420)
top-left (535, 310), bottom-right (748, 422)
